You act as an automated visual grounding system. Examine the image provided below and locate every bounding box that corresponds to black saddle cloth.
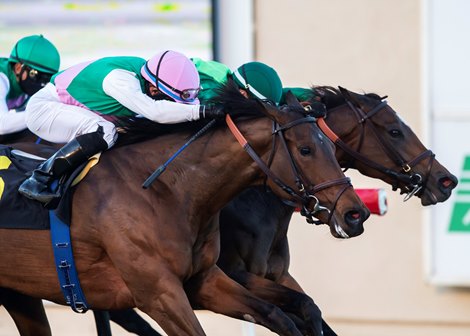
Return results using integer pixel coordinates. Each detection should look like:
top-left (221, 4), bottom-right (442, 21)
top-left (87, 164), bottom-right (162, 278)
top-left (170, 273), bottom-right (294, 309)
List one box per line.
top-left (0, 145), bottom-right (49, 229)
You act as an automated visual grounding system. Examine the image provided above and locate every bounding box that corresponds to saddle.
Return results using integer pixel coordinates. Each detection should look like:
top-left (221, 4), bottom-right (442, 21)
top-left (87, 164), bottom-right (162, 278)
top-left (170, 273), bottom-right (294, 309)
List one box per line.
top-left (0, 145), bottom-right (99, 230)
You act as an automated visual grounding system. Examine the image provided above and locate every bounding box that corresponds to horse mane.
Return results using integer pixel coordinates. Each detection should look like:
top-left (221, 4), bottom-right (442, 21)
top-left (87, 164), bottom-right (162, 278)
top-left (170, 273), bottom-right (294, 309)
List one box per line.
top-left (113, 117), bottom-right (208, 147)
top-left (311, 86), bottom-right (343, 109)
top-left (311, 86), bottom-right (384, 110)
top-left (210, 78), bottom-right (267, 119)
top-left (114, 78), bottom-right (266, 147)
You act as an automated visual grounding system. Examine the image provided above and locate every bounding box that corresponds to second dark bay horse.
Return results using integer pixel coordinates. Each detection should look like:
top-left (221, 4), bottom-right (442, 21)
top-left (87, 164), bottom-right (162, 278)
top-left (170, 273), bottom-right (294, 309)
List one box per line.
top-left (0, 83), bottom-right (369, 336)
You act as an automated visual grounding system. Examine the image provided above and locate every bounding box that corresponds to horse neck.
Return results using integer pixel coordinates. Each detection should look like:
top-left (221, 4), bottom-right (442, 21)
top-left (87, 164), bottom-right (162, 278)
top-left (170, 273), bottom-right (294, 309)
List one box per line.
top-left (117, 117), bottom-right (274, 218)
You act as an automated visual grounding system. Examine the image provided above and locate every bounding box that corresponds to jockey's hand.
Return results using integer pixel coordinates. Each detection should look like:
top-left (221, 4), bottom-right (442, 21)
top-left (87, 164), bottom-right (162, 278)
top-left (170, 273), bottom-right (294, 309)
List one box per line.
top-left (305, 101), bottom-right (327, 118)
top-left (199, 105), bottom-right (226, 119)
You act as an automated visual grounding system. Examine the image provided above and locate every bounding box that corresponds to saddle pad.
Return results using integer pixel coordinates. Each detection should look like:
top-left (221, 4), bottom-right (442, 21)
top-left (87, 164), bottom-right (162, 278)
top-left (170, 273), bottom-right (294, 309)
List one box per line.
top-left (72, 153), bottom-right (101, 186)
top-left (0, 145), bottom-right (101, 230)
top-left (0, 145), bottom-right (49, 229)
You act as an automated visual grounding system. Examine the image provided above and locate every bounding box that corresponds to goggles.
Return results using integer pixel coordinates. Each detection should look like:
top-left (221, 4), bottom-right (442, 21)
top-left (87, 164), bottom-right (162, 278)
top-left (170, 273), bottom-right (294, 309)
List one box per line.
top-left (260, 99), bottom-right (275, 106)
top-left (156, 76), bottom-right (200, 103)
top-left (21, 64), bottom-right (52, 85)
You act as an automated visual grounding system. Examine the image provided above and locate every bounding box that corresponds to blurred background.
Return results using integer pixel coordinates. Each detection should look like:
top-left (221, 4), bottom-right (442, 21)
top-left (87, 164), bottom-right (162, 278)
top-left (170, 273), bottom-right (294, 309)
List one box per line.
top-left (1, 0), bottom-right (470, 335)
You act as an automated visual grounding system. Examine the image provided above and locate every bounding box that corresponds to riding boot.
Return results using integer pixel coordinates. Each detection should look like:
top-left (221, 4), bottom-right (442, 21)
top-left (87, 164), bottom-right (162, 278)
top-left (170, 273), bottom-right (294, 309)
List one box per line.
top-left (18, 130), bottom-right (108, 203)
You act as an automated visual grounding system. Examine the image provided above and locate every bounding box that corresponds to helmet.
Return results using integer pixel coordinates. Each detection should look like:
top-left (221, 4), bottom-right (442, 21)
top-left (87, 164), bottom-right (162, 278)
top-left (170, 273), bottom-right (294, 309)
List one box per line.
top-left (9, 35), bottom-right (60, 74)
top-left (141, 50), bottom-right (200, 104)
top-left (232, 62), bottom-right (283, 105)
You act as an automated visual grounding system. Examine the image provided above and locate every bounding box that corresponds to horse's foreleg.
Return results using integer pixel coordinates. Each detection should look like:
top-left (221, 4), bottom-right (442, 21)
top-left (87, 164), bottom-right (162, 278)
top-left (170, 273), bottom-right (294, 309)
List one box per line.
top-left (132, 279), bottom-right (206, 336)
top-left (93, 310), bottom-right (112, 336)
top-left (98, 230), bottom-right (207, 335)
top-left (278, 272), bottom-right (338, 336)
top-left (101, 251), bottom-right (205, 336)
top-left (228, 270), bottom-right (326, 336)
top-left (186, 265), bottom-right (304, 336)
top-left (108, 308), bottom-right (163, 336)
top-left (0, 288), bottom-right (52, 336)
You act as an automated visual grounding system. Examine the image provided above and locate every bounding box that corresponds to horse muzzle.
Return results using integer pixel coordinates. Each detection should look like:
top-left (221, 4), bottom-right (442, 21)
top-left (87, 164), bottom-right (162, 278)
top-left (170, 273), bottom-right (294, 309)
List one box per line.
top-left (331, 207), bottom-right (370, 239)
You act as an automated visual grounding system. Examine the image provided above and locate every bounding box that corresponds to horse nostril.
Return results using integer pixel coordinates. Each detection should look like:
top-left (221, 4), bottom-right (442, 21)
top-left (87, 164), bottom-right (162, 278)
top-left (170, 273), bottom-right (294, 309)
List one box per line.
top-left (440, 175), bottom-right (458, 190)
top-left (345, 210), bottom-right (361, 225)
top-left (343, 209), bottom-right (367, 237)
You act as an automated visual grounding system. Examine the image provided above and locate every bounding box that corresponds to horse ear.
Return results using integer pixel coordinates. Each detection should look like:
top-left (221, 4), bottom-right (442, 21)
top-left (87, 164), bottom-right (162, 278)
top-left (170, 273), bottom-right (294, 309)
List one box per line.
top-left (256, 99), bottom-right (282, 122)
top-left (284, 90), bottom-right (302, 108)
top-left (338, 86), bottom-right (351, 98)
top-left (254, 98), bottom-right (273, 118)
top-left (338, 86), bottom-right (360, 107)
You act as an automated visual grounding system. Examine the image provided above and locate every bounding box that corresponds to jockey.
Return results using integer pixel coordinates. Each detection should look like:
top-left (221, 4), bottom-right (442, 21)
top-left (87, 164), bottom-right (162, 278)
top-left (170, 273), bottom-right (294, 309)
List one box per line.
top-left (192, 58), bottom-right (326, 116)
top-left (0, 34), bottom-right (60, 135)
top-left (191, 58), bottom-right (284, 106)
top-left (19, 50), bottom-right (224, 203)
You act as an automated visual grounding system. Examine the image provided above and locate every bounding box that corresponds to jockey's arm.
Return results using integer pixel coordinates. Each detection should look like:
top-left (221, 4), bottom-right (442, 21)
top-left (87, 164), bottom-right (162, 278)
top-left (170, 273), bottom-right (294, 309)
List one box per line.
top-left (102, 69), bottom-right (201, 124)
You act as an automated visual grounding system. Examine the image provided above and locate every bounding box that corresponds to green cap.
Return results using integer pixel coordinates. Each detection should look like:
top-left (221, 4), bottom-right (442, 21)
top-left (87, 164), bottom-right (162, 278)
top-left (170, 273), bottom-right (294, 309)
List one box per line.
top-left (232, 61), bottom-right (283, 105)
top-left (9, 34), bottom-right (60, 74)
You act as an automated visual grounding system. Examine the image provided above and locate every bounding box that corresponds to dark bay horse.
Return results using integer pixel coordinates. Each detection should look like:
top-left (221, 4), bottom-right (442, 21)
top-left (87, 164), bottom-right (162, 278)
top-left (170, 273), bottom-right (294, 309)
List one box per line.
top-left (0, 83), bottom-right (369, 336)
top-left (216, 86), bottom-right (457, 335)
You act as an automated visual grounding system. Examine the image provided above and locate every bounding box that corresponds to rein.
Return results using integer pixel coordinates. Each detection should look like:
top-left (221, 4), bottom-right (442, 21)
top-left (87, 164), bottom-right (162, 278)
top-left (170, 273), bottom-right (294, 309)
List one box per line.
top-left (316, 95), bottom-right (435, 201)
top-left (226, 114), bottom-right (351, 224)
top-left (142, 120), bottom-right (217, 189)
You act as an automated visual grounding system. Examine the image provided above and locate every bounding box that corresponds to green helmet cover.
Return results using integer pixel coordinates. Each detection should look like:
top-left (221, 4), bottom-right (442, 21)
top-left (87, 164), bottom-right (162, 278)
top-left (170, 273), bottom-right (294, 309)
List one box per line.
top-left (232, 61), bottom-right (283, 105)
top-left (9, 34), bottom-right (60, 74)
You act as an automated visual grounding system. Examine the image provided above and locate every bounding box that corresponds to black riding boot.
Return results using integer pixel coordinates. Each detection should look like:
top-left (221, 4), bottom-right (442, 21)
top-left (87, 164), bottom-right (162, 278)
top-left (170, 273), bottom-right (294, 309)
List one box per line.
top-left (18, 130), bottom-right (108, 203)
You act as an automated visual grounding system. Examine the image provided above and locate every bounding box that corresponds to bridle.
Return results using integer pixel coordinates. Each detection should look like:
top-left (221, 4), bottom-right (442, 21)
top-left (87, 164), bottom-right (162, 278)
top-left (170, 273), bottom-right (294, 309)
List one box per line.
top-left (316, 92), bottom-right (435, 201)
top-left (226, 113), bottom-right (352, 225)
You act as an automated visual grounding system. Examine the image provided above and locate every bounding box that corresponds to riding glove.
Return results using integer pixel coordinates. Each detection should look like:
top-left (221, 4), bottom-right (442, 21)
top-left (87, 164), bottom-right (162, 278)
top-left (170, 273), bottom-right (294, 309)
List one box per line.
top-left (199, 105), bottom-right (226, 119)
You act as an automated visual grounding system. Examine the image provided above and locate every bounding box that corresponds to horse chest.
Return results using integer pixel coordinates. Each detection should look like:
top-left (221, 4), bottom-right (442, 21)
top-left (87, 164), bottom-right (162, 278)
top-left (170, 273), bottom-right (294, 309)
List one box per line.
top-left (266, 253), bottom-right (289, 281)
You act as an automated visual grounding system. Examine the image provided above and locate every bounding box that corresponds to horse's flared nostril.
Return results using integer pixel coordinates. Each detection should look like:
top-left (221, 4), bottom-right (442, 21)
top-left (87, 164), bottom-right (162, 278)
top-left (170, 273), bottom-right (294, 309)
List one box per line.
top-left (349, 211), bottom-right (360, 220)
top-left (345, 209), bottom-right (366, 226)
top-left (341, 209), bottom-right (365, 237)
top-left (439, 175), bottom-right (458, 193)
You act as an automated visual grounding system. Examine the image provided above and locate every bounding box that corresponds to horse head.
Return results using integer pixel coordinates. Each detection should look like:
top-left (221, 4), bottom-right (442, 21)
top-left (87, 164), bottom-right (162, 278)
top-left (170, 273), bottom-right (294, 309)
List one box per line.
top-left (315, 86), bottom-right (457, 205)
top-left (244, 92), bottom-right (370, 238)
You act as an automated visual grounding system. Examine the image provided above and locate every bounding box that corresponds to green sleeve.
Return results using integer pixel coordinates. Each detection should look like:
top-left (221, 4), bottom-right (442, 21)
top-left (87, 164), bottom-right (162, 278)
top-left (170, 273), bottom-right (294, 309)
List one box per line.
top-left (192, 58), bottom-right (232, 104)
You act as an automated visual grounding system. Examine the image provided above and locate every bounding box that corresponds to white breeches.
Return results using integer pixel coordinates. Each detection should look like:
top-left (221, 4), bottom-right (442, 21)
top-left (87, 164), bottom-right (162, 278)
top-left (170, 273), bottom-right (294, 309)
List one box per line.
top-left (25, 83), bottom-right (117, 147)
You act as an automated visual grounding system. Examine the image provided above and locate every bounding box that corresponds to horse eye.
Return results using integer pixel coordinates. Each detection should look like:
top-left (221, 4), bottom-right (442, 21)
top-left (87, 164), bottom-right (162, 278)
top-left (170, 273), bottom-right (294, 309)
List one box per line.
top-left (389, 129), bottom-right (403, 138)
top-left (299, 146), bottom-right (311, 156)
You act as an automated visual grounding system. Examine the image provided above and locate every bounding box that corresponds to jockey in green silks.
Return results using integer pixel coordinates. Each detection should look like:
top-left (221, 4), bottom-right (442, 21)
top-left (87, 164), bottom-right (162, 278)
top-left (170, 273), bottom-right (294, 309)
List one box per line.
top-left (191, 58), bottom-right (284, 106)
top-left (191, 58), bottom-right (325, 116)
top-left (0, 34), bottom-right (60, 135)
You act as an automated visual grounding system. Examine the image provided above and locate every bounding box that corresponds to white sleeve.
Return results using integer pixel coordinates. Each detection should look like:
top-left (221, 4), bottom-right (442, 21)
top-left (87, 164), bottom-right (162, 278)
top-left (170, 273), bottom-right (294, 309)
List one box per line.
top-left (102, 69), bottom-right (201, 124)
top-left (0, 73), bottom-right (10, 114)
